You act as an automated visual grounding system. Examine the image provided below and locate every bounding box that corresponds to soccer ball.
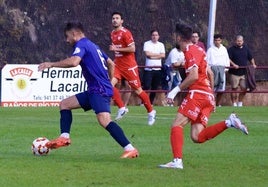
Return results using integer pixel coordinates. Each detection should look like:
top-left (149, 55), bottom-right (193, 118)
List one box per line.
top-left (31, 137), bottom-right (50, 156)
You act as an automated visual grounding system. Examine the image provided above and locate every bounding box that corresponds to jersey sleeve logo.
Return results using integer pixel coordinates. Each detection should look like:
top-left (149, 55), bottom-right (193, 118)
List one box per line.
top-left (73, 47), bottom-right (81, 55)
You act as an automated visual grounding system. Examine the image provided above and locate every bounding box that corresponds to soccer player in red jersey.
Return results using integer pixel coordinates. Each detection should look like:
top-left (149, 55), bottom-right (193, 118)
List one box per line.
top-left (159, 24), bottom-right (248, 169)
top-left (109, 11), bottom-right (156, 125)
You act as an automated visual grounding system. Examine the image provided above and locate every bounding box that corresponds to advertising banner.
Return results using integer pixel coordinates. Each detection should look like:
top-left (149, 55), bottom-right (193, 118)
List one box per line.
top-left (1, 64), bottom-right (86, 107)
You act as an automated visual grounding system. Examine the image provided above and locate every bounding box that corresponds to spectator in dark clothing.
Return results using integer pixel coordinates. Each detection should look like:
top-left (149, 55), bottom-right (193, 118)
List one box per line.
top-left (228, 35), bottom-right (257, 107)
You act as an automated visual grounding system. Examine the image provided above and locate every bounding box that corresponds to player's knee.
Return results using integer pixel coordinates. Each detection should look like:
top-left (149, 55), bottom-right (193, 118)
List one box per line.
top-left (191, 136), bottom-right (200, 143)
top-left (97, 113), bottom-right (112, 128)
top-left (59, 99), bottom-right (70, 110)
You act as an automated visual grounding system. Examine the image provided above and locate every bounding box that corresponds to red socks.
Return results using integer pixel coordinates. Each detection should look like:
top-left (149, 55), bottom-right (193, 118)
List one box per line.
top-left (198, 121), bottom-right (227, 143)
top-left (113, 88), bottom-right (153, 113)
top-left (170, 126), bottom-right (184, 158)
top-left (112, 87), bottom-right (125, 108)
top-left (170, 121), bottom-right (227, 159)
top-left (138, 91), bottom-right (153, 112)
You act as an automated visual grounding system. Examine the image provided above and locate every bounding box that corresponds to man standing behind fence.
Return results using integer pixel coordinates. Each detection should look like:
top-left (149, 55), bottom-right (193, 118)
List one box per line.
top-left (192, 30), bottom-right (206, 51)
top-left (143, 29), bottom-right (166, 104)
top-left (228, 35), bottom-right (256, 107)
top-left (207, 34), bottom-right (230, 107)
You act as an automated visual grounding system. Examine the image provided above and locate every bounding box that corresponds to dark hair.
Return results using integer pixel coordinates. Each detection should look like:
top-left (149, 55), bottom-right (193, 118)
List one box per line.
top-left (214, 34), bottom-right (223, 39)
top-left (175, 23), bottom-right (193, 40)
top-left (64, 21), bottom-right (84, 33)
top-left (175, 43), bottom-right (181, 50)
top-left (150, 29), bottom-right (159, 35)
top-left (192, 30), bottom-right (201, 37)
top-left (112, 11), bottom-right (123, 19)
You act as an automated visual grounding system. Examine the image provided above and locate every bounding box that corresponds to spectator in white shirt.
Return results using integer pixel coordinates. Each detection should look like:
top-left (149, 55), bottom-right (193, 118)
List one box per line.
top-left (164, 43), bottom-right (185, 91)
top-left (143, 29), bottom-right (165, 104)
top-left (206, 34), bottom-right (230, 106)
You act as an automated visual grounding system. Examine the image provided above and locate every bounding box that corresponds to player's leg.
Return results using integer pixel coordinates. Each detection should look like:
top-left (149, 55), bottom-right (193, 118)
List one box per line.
top-left (121, 79), bottom-right (131, 106)
top-left (92, 94), bottom-right (138, 158)
top-left (125, 66), bottom-right (156, 125)
top-left (159, 112), bottom-right (189, 169)
top-left (195, 113), bottom-right (248, 144)
top-left (59, 94), bottom-right (81, 135)
top-left (195, 97), bottom-right (248, 143)
top-left (46, 94), bottom-right (83, 149)
top-left (111, 77), bottom-right (124, 108)
top-left (111, 77), bottom-right (128, 120)
top-left (190, 94), bottom-right (228, 143)
top-left (160, 92), bottom-right (212, 169)
top-left (133, 87), bottom-right (156, 125)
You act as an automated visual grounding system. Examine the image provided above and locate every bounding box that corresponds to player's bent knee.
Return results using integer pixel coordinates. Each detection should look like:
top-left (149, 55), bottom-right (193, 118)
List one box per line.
top-left (97, 112), bottom-right (112, 128)
top-left (191, 137), bottom-right (200, 143)
top-left (59, 100), bottom-right (68, 110)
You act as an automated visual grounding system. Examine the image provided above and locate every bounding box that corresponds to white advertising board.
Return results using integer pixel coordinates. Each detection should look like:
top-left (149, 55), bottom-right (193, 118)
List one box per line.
top-left (1, 64), bottom-right (86, 107)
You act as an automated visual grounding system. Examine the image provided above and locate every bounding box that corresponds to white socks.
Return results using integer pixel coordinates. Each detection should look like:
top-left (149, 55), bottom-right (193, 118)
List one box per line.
top-left (124, 144), bottom-right (135, 151)
top-left (60, 133), bottom-right (70, 138)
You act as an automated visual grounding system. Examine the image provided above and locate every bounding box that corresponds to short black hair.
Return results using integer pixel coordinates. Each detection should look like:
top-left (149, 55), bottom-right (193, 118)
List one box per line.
top-left (112, 11), bottom-right (123, 19)
top-left (175, 43), bottom-right (181, 50)
top-left (64, 21), bottom-right (84, 33)
top-left (192, 30), bottom-right (201, 37)
top-left (175, 23), bottom-right (193, 41)
top-left (214, 34), bottom-right (223, 39)
top-left (150, 29), bottom-right (159, 35)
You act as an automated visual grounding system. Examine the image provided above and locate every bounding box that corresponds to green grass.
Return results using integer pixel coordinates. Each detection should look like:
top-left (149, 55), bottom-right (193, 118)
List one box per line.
top-left (0, 106), bottom-right (267, 187)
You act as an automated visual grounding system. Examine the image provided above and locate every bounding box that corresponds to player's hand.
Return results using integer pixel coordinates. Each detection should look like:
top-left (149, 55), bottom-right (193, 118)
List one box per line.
top-left (38, 62), bottom-right (53, 72)
top-left (166, 86), bottom-right (181, 103)
top-left (166, 97), bottom-right (174, 105)
top-left (109, 44), bottom-right (117, 52)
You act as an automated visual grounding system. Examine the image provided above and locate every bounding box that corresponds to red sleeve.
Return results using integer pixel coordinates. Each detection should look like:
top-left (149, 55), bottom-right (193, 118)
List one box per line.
top-left (185, 51), bottom-right (199, 71)
top-left (124, 30), bottom-right (135, 46)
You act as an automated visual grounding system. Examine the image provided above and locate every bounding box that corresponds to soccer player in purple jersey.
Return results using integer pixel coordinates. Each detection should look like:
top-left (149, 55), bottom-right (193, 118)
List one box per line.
top-left (38, 21), bottom-right (139, 158)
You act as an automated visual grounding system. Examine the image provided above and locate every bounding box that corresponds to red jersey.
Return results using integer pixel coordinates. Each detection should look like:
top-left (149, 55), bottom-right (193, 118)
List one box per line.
top-left (184, 44), bottom-right (213, 93)
top-left (111, 27), bottom-right (137, 69)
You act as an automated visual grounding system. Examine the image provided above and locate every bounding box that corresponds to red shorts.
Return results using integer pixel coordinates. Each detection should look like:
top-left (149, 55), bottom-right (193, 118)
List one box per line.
top-left (114, 65), bottom-right (141, 89)
top-left (178, 90), bottom-right (215, 127)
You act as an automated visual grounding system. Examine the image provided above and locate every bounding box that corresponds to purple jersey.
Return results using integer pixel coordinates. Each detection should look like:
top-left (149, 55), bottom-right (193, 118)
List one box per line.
top-left (72, 38), bottom-right (113, 96)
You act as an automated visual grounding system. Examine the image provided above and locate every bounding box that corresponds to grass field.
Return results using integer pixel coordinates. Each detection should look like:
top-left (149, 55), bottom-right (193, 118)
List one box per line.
top-left (0, 106), bottom-right (267, 187)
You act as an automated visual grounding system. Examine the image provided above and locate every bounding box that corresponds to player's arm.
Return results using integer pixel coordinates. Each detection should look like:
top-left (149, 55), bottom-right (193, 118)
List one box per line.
top-left (106, 57), bottom-right (115, 80)
top-left (38, 56), bottom-right (81, 71)
top-left (166, 66), bottom-right (198, 102)
top-left (109, 43), bottom-right (135, 53)
top-left (207, 66), bottom-right (214, 90)
top-left (179, 66), bottom-right (198, 90)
